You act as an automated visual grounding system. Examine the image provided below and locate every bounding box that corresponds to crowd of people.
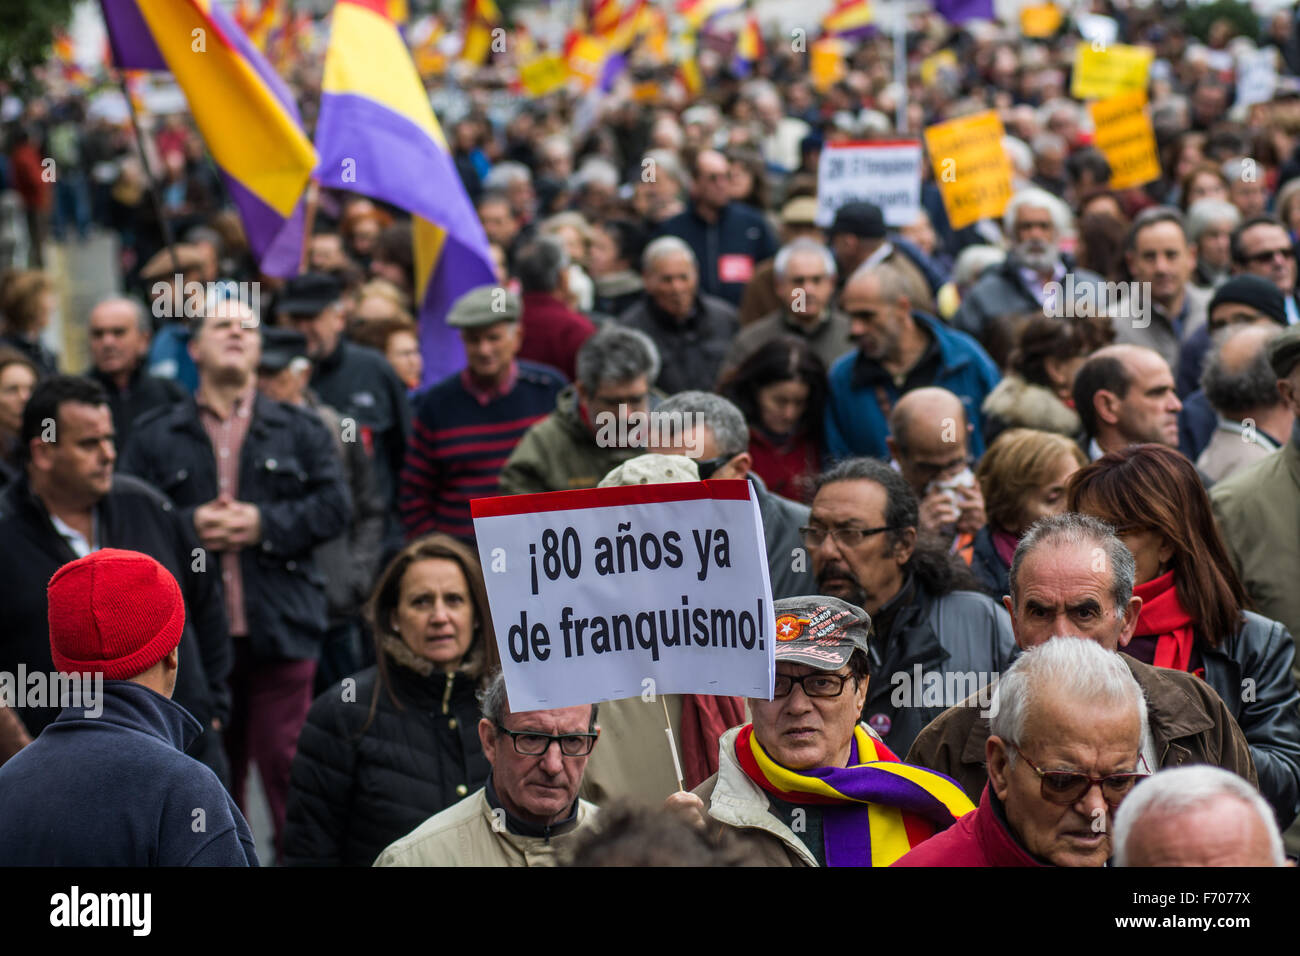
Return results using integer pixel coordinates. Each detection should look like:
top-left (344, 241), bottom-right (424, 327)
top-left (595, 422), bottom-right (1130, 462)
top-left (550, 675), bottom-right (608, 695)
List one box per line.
top-left (1, 0), bottom-right (1300, 869)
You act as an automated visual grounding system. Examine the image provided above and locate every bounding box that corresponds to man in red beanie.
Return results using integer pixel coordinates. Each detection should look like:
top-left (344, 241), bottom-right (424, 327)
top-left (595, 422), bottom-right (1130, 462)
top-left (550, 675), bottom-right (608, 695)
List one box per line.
top-left (0, 549), bottom-right (258, 865)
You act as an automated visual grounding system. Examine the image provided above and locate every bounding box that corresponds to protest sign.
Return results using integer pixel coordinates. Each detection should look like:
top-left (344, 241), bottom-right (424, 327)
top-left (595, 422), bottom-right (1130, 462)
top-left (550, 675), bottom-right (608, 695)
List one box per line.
top-left (1019, 3), bottom-right (1062, 38)
top-left (1071, 42), bottom-right (1153, 100)
top-left (923, 110), bottom-right (1012, 230)
top-left (811, 37), bottom-right (847, 92)
top-left (472, 480), bottom-right (776, 711)
top-left (519, 54), bottom-right (569, 96)
top-left (1088, 91), bottom-right (1160, 190)
top-left (1235, 48), bottom-right (1277, 108)
top-left (816, 140), bottom-right (922, 227)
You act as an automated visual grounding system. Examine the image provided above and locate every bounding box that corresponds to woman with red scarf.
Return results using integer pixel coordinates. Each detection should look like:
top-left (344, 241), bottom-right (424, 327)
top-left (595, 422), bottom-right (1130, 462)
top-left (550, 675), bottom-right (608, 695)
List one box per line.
top-left (1067, 444), bottom-right (1300, 827)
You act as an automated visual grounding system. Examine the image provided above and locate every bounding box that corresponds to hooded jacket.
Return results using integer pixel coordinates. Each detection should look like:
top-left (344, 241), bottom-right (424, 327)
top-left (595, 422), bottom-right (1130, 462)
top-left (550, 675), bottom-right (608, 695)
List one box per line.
top-left (0, 681), bottom-right (257, 866)
top-left (282, 638), bottom-right (490, 866)
top-left (906, 654), bottom-right (1258, 805)
top-left (498, 385), bottom-right (645, 495)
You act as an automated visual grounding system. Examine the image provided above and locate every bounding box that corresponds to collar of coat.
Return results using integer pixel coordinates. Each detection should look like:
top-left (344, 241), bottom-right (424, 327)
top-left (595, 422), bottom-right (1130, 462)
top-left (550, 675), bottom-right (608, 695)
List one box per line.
top-left (153, 388), bottom-right (303, 442)
top-left (485, 774), bottom-right (581, 841)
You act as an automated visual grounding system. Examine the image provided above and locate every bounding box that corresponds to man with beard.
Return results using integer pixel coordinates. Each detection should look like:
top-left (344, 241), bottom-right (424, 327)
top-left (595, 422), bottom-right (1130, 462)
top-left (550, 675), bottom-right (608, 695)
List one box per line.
top-left (803, 457), bottom-right (1015, 756)
top-left (952, 188), bottom-right (1104, 348)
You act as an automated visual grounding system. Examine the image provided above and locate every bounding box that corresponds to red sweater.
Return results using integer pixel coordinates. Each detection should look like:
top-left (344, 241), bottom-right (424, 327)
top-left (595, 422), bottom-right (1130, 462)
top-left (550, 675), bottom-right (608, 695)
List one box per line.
top-left (891, 785), bottom-right (1046, 867)
top-left (518, 292), bottom-right (596, 383)
top-left (748, 426), bottom-right (820, 503)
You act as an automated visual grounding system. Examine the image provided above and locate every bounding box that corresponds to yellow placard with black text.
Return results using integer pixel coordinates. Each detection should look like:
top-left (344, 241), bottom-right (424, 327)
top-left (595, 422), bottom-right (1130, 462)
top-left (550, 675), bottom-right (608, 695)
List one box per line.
top-left (1071, 42), bottom-right (1153, 100)
top-left (520, 54), bottom-right (569, 97)
top-left (923, 111), bottom-right (1013, 230)
top-left (1088, 91), bottom-right (1160, 190)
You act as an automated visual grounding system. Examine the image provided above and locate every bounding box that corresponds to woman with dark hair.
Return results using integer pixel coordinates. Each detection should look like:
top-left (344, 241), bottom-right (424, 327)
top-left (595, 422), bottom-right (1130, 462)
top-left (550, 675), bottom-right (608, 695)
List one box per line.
top-left (1068, 444), bottom-right (1300, 825)
top-left (720, 336), bottom-right (826, 502)
top-left (589, 218), bottom-right (647, 318)
top-left (980, 311), bottom-right (1115, 446)
top-left (0, 346), bottom-right (37, 489)
top-left (283, 534), bottom-right (500, 865)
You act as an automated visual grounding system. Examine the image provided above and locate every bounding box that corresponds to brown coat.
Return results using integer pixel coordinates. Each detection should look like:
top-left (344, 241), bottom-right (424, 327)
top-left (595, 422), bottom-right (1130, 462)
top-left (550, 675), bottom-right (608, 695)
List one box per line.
top-left (906, 654), bottom-right (1258, 803)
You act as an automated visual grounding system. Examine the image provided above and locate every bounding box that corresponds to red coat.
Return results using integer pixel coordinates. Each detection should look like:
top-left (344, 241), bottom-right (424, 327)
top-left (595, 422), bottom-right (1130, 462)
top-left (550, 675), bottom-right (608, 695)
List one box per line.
top-left (8, 143), bottom-right (51, 212)
top-left (891, 785), bottom-right (1046, 867)
top-left (747, 426), bottom-right (819, 503)
top-left (518, 292), bottom-right (596, 383)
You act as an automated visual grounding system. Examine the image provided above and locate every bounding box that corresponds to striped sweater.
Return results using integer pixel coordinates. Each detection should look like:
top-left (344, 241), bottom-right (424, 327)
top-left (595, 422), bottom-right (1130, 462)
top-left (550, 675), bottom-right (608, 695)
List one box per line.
top-left (399, 361), bottom-right (566, 540)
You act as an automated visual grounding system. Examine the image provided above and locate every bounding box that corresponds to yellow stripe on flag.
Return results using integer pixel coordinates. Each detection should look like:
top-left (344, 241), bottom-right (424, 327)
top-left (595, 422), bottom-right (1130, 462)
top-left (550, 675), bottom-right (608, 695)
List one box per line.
top-left (412, 215), bottom-right (447, 304)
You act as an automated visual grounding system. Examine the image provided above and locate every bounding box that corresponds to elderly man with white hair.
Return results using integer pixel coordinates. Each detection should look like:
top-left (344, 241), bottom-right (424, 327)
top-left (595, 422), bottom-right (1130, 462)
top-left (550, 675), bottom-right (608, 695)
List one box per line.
top-left (1186, 197), bottom-right (1241, 289)
top-left (618, 236), bottom-right (738, 394)
top-left (1114, 766), bottom-right (1287, 866)
top-left (952, 188), bottom-right (1105, 346)
top-left (895, 637), bottom-right (1148, 867)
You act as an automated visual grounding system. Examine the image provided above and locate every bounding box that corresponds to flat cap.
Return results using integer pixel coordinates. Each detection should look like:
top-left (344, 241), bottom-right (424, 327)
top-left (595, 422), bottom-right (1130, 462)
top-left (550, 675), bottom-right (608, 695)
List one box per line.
top-left (1269, 324), bottom-right (1300, 379)
top-left (445, 285), bottom-right (521, 328)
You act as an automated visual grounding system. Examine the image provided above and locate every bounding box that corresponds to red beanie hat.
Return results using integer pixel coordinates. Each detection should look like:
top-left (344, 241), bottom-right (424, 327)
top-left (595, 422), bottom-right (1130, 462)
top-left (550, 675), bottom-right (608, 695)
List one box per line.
top-left (48, 549), bottom-right (186, 680)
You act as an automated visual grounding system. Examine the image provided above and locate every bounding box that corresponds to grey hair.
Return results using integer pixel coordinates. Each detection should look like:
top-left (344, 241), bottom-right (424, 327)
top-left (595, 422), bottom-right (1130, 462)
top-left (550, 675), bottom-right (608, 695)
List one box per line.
top-left (1201, 325), bottom-right (1284, 417)
top-left (952, 244), bottom-right (1006, 288)
top-left (642, 235), bottom-right (697, 274)
top-left (478, 671), bottom-right (598, 731)
top-left (773, 238), bottom-right (836, 282)
top-left (483, 161), bottom-right (532, 190)
top-left (846, 258), bottom-right (913, 306)
top-left (1112, 765), bottom-right (1285, 866)
top-left (1008, 513), bottom-right (1136, 617)
top-left (1031, 131), bottom-right (1066, 157)
top-left (571, 157), bottom-right (620, 193)
top-left (1185, 198), bottom-right (1242, 243)
top-left (656, 390), bottom-right (748, 458)
top-left (1221, 156), bottom-right (1253, 185)
top-left (576, 325), bottom-right (661, 394)
top-left (92, 294), bottom-right (151, 336)
top-left (515, 237), bottom-right (569, 294)
top-left (644, 149), bottom-right (691, 192)
top-left (1004, 187), bottom-right (1073, 237)
top-left (990, 636), bottom-right (1146, 766)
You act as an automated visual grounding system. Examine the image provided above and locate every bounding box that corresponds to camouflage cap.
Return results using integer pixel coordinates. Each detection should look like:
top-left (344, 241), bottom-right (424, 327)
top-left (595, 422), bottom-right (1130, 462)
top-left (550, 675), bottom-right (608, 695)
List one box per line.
top-left (1269, 324), bottom-right (1300, 380)
top-left (772, 595), bottom-right (872, 671)
top-left (598, 454), bottom-right (700, 487)
top-left (445, 285), bottom-right (521, 328)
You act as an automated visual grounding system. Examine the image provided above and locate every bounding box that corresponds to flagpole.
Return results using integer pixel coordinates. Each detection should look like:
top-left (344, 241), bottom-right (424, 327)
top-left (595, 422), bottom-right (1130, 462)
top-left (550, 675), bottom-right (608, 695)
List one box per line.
top-left (893, 1), bottom-right (907, 134)
top-left (116, 70), bottom-right (182, 279)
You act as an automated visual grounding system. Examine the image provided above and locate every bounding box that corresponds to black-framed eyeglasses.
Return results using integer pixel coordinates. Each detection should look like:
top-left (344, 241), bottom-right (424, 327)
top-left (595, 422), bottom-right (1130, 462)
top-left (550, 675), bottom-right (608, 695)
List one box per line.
top-left (696, 455), bottom-right (733, 480)
top-left (773, 671), bottom-right (856, 699)
top-left (495, 725), bottom-right (600, 757)
top-left (1013, 745), bottom-right (1147, 807)
top-left (799, 525), bottom-right (899, 548)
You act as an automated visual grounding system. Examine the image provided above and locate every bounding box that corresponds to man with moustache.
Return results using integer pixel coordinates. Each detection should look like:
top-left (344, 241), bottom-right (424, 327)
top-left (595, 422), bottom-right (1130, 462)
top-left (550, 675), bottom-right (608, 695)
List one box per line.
top-left (804, 457), bottom-right (1015, 756)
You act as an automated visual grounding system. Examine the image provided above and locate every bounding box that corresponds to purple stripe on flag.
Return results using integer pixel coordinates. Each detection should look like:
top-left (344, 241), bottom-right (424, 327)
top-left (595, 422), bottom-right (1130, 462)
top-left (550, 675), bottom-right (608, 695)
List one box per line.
top-left (419, 239), bottom-right (488, 383)
top-left (599, 53), bottom-right (627, 92)
top-left (207, 1), bottom-right (303, 122)
top-left (100, 0), bottom-right (168, 70)
top-left (932, 0), bottom-right (994, 25)
top-left (222, 172), bottom-right (306, 278)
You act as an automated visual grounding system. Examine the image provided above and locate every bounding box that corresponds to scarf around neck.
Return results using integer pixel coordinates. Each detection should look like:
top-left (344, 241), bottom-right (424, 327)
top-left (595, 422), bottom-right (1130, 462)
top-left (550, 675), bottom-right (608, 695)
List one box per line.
top-left (1133, 570), bottom-right (1196, 672)
top-left (735, 723), bottom-right (974, 867)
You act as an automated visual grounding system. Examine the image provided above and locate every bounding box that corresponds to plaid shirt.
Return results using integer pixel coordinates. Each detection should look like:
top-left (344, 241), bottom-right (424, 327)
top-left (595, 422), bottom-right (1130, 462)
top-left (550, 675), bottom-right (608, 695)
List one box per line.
top-left (197, 386), bottom-right (255, 637)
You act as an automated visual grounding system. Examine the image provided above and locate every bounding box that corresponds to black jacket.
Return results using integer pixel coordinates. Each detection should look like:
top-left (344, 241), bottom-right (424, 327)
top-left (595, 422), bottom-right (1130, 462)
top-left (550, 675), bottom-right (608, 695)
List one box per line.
top-left (654, 202), bottom-right (779, 305)
top-left (119, 392), bottom-right (352, 661)
top-left (0, 472), bottom-right (231, 737)
top-left (1199, 611), bottom-right (1300, 827)
top-left (282, 641), bottom-right (490, 866)
top-left (969, 525), bottom-right (1010, 600)
top-left (617, 293), bottom-right (739, 395)
top-left (89, 362), bottom-right (189, 453)
top-left (0, 333), bottom-right (58, 379)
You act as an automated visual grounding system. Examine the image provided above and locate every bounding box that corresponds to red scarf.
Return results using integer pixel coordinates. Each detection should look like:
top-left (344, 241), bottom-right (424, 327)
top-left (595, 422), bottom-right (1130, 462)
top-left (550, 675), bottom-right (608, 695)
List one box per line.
top-left (1133, 570), bottom-right (1196, 672)
top-left (679, 694), bottom-right (747, 790)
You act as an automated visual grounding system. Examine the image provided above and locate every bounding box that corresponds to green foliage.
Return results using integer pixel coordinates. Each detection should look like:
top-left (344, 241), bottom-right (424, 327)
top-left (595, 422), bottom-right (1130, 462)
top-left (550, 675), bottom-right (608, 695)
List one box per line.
top-left (1182, 0), bottom-right (1259, 44)
top-left (0, 0), bottom-right (77, 85)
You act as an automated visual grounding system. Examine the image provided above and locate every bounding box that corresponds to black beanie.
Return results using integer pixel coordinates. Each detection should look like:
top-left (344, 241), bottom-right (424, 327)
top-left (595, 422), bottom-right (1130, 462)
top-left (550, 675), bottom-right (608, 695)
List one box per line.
top-left (1208, 275), bottom-right (1288, 327)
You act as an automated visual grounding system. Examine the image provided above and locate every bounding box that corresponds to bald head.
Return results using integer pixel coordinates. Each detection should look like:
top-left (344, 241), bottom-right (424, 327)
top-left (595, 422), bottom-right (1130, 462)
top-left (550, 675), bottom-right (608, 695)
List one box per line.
top-left (887, 388), bottom-right (970, 496)
top-left (1218, 323), bottom-right (1280, 375)
top-left (1073, 344), bottom-right (1181, 450)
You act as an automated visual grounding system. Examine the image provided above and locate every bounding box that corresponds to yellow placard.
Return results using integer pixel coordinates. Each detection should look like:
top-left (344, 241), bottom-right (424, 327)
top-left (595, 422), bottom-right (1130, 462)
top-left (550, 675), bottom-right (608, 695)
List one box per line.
top-left (519, 54), bottom-right (569, 96)
top-left (1088, 91), bottom-right (1161, 190)
top-left (811, 38), bottom-right (846, 93)
top-left (1070, 42), bottom-right (1153, 100)
top-left (1019, 3), bottom-right (1062, 38)
top-left (923, 110), bottom-right (1013, 230)
top-left (920, 50), bottom-right (957, 87)
top-left (567, 35), bottom-right (607, 90)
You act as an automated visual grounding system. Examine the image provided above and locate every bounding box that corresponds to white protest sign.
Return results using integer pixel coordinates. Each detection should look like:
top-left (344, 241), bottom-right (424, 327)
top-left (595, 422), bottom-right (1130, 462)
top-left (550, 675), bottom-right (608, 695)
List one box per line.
top-left (1236, 48), bottom-right (1277, 108)
top-left (816, 140), bottom-right (922, 228)
top-left (1076, 13), bottom-right (1118, 49)
top-left (472, 480), bottom-right (776, 711)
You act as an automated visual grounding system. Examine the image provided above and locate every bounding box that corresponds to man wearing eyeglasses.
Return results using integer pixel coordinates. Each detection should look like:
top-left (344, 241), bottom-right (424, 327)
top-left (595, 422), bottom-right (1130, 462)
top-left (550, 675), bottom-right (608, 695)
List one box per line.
top-left (908, 513), bottom-right (1256, 805)
top-left (1232, 216), bottom-right (1300, 327)
top-left (894, 637), bottom-right (1146, 867)
top-left (805, 457), bottom-right (1014, 756)
top-left (375, 672), bottom-right (600, 866)
top-left (667, 595), bottom-right (974, 866)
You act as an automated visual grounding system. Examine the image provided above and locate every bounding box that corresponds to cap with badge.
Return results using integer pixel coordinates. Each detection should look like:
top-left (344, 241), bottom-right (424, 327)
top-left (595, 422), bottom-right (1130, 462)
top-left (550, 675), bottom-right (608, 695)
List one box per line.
top-left (275, 272), bottom-right (344, 318)
top-left (259, 327), bottom-right (310, 372)
top-left (1269, 324), bottom-right (1300, 380)
top-left (771, 595), bottom-right (872, 671)
top-left (445, 285), bottom-right (521, 329)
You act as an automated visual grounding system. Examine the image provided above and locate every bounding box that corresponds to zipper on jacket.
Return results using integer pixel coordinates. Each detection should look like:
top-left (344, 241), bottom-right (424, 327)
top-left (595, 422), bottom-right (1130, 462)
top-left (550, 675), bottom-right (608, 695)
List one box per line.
top-left (441, 671), bottom-right (455, 715)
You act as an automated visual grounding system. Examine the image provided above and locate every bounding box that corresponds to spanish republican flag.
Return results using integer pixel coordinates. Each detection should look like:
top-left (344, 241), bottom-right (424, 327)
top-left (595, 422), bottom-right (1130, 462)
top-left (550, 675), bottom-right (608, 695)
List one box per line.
top-left (315, 0), bottom-right (496, 385)
top-left (822, 0), bottom-right (874, 39)
top-left (99, 0), bottom-right (315, 277)
top-left (462, 0), bottom-right (501, 65)
top-left (733, 13), bottom-right (762, 76)
top-left (677, 0), bottom-right (743, 31)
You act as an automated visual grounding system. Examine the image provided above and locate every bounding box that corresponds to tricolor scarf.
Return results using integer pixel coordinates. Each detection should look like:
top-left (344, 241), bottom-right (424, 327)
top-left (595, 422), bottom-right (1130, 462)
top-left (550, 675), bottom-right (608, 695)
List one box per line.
top-left (735, 724), bottom-right (975, 867)
top-left (1133, 570), bottom-right (1196, 673)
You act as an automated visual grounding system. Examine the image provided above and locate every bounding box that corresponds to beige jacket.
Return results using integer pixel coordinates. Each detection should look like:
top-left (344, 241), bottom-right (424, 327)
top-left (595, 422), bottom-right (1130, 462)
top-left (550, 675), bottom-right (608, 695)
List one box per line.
top-left (580, 694), bottom-right (685, 807)
top-left (373, 789), bottom-right (599, 867)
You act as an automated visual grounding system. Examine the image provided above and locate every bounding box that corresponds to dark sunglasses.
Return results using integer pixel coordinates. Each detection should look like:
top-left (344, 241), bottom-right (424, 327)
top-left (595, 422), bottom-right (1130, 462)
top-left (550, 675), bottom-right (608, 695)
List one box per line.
top-left (696, 455), bottom-right (733, 480)
top-left (1014, 745), bottom-right (1147, 807)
